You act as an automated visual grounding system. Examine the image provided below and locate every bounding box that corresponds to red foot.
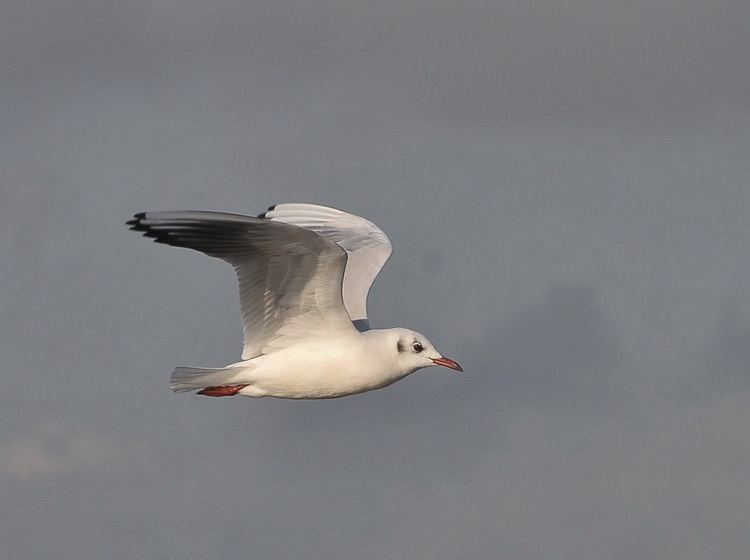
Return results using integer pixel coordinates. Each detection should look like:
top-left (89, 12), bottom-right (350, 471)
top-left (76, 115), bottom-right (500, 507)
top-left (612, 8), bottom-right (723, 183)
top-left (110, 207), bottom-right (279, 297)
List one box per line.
top-left (197, 384), bottom-right (249, 397)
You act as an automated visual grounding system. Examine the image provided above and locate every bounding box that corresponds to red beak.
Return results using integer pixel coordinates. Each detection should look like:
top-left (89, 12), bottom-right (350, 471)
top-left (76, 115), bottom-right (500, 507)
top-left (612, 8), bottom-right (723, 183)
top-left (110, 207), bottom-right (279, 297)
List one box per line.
top-left (431, 356), bottom-right (463, 372)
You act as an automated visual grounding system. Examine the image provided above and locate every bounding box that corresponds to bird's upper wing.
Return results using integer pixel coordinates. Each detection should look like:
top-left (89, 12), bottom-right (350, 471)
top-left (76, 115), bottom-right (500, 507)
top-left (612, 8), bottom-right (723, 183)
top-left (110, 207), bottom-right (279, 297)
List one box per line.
top-left (259, 203), bottom-right (393, 331)
top-left (128, 211), bottom-right (357, 359)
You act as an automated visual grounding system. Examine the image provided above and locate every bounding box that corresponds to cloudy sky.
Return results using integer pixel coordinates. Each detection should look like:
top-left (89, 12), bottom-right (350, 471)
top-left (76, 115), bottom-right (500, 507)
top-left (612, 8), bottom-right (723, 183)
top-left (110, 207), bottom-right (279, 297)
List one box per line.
top-left (2, 1), bottom-right (750, 558)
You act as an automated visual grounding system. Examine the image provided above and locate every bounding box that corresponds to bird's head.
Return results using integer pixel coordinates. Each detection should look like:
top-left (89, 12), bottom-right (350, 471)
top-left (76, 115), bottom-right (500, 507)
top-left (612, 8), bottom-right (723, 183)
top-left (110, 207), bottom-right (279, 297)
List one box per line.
top-left (387, 328), bottom-right (463, 375)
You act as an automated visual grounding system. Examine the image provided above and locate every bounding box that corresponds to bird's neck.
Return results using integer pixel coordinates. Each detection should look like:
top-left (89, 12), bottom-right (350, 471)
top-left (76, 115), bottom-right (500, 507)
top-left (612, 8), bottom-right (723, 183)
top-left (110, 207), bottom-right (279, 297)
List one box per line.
top-left (359, 328), bottom-right (413, 378)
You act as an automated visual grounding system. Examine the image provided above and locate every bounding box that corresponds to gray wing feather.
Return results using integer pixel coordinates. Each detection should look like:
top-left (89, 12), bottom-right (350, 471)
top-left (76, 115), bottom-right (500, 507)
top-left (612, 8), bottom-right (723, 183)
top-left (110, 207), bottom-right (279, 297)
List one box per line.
top-left (260, 203), bottom-right (393, 329)
top-left (128, 211), bottom-right (355, 359)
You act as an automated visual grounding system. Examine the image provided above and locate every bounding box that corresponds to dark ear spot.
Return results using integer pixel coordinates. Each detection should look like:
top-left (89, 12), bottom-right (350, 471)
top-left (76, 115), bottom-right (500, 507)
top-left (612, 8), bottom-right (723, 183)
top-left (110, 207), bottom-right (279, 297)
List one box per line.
top-left (397, 340), bottom-right (405, 353)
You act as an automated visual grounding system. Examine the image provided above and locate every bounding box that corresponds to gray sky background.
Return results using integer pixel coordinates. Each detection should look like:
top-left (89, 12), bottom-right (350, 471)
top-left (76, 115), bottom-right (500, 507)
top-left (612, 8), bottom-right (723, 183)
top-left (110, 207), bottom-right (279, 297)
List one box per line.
top-left (2, 1), bottom-right (750, 558)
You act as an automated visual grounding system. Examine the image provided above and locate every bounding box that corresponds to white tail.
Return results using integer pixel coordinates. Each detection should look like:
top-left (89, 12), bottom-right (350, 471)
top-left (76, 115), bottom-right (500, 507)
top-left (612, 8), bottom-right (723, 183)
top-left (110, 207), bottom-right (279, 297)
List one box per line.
top-left (170, 366), bottom-right (247, 393)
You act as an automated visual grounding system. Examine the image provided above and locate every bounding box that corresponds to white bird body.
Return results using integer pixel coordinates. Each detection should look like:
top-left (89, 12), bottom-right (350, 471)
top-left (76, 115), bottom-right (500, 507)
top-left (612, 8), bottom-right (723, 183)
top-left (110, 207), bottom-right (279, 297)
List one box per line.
top-left (205, 329), bottom-right (418, 399)
top-left (128, 203), bottom-right (461, 399)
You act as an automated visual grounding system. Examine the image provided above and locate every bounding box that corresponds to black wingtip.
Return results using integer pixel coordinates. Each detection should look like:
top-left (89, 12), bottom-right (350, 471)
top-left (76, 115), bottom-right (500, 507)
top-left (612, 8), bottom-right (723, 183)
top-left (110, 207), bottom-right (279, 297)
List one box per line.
top-left (257, 204), bottom-right (276, 219)
top-left (127, 213), bottom-right (147, 231)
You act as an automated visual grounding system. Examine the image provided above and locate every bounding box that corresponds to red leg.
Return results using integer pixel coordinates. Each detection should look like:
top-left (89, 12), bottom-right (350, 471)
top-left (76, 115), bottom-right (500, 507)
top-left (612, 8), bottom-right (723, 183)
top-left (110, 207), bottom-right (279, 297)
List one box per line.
top-left (197, 384), bottom-right (249, 397)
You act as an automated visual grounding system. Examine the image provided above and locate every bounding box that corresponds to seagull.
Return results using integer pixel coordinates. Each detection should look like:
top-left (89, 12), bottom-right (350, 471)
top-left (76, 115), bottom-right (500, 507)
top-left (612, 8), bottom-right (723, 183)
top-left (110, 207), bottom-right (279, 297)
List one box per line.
top-left (127, 203), bottom-right (462, 399)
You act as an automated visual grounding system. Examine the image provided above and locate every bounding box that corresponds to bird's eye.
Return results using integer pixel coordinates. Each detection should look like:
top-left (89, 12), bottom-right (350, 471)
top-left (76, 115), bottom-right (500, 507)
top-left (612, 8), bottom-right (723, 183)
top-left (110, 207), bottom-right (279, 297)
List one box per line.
top-left (412, 342), bottom-right (423, 353)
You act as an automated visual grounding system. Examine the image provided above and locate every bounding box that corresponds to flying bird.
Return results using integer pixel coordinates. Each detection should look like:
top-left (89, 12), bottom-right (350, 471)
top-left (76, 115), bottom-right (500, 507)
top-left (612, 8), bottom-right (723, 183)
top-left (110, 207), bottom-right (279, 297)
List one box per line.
top-left (127, 203), bottom-right (462, 399)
